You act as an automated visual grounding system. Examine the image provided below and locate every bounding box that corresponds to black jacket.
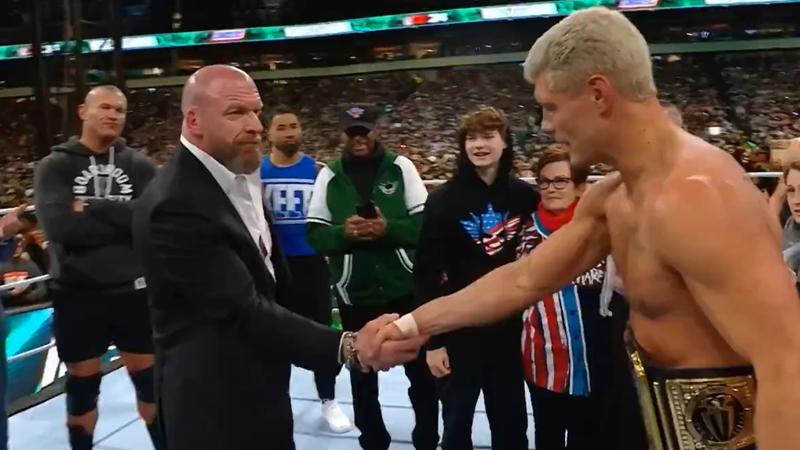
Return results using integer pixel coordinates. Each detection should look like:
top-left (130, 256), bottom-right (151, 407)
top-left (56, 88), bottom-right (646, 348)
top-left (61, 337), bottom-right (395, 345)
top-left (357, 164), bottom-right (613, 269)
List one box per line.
top-left (132, 145), bottom-right (342, 450)
top-left (414, 133), bottom-right (539, 356)
top-left (33, 137), bottom-right (156, 291)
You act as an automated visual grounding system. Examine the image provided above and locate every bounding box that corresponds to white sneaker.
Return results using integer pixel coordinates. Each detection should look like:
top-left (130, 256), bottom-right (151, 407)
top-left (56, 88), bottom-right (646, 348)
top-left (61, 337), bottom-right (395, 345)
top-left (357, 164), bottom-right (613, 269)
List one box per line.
top-left (321, 399), bottom-right (353, 433)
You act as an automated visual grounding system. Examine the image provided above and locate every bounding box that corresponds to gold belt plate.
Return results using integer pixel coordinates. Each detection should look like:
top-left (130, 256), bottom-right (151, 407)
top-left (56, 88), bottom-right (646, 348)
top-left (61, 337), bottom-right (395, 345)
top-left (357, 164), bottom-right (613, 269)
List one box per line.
top-left (659, 376), bottom-right (756, 450)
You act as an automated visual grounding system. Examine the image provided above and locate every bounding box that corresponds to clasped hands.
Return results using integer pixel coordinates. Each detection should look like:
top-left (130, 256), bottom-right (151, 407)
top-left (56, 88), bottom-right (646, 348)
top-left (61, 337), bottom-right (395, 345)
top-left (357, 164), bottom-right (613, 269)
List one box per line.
top-left (353, 313), bottom-right (425, 372)
top-left (344, 211), bottom-right (387, 241)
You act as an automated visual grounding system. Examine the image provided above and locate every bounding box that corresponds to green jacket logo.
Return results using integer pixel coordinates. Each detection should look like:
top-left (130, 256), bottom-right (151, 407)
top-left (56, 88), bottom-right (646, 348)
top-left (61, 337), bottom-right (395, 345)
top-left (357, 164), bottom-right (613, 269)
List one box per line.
top-left (378, 181), bottom-right (398, 195)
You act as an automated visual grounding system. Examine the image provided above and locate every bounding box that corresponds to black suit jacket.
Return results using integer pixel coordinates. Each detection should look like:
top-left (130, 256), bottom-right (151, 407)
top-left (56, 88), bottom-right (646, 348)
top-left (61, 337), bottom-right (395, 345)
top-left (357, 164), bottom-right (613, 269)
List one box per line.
top-left (132, 145), bottom-right (342, 450)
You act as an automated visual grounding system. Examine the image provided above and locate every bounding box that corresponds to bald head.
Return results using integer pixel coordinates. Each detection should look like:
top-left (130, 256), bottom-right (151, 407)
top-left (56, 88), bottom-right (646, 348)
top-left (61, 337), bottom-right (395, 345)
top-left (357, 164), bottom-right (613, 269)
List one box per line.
top-left (181, 65), bottom-right (257, 114)
top-left (85, 84), bottom-right (125, 105)
top-left (79, 85), bottom-right (127, 147)
top-left (180, 64), bottom-right (265, 174)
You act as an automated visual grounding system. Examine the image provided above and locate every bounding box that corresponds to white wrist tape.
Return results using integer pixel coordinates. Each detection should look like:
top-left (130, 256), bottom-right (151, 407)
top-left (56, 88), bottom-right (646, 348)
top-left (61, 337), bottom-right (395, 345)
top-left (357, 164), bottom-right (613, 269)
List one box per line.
top-left (393, 313), bottom-right (420, 338)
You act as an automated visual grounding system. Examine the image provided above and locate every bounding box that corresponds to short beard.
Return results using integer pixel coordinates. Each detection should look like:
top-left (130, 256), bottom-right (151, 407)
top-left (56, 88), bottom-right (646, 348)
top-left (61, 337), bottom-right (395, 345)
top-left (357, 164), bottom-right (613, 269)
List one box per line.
top-left (217, 142), bottom-right (260, 175)
top-left (226, 156), bottom-right (260, 175)
top-left (275, 142), bottom-right (300, 156)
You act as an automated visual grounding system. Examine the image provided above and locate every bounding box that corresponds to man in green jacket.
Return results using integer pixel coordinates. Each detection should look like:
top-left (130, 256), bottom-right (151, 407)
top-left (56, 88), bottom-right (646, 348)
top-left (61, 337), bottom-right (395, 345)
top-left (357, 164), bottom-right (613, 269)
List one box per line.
top-left (307, 104), bottom-right (439, 450)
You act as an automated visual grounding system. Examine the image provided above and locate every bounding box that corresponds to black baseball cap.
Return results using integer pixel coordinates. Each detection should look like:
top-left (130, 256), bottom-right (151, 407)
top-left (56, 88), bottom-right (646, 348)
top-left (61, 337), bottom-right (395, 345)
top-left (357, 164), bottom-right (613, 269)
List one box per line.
top-left (340, 104), bottom-right (380, 133)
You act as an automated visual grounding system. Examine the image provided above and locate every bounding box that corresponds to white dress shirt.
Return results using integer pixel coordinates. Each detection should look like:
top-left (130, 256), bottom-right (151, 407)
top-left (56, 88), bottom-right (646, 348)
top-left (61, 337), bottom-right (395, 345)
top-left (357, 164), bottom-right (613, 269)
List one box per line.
top-left (181, 135), bottom-right (275, 279)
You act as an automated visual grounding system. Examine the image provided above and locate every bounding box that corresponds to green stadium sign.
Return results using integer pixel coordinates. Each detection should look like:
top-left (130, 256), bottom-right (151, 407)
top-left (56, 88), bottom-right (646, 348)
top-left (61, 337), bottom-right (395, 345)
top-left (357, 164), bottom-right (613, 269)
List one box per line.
top-left (0, 0), bottom-right (795, 61)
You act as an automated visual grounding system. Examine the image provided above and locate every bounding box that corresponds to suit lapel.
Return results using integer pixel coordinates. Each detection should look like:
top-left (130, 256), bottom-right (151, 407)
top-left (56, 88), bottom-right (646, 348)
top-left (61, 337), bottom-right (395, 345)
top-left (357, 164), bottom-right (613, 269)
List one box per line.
top-left (176, 147), bottom-right (277, 294)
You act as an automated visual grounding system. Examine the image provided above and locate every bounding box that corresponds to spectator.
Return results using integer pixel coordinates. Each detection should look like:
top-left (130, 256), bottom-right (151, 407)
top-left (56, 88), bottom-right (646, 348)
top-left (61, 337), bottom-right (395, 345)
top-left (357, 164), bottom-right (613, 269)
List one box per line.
top-left (307, 104), bottom-right (439, 450)
top-left (414, 107), bottom-right (535, 450)
top-left (751, 165), bottom-right (779, 199)
top-left (2, 54), bottom-right (798, 194)
top-left (517, 148), bottom-right (625, 450)
top-left (260, 106), bottom-right (353, 433)
top-left (0, 235), bottom-right (17, 267)
top-left (0, 205), bottom-right (28, 265)
top-left (780, 162), bottom-right (800, 280)
top-left (16, 212), bottom-right (49, 273)
top-left (0, 236), bottom-right (47, 307)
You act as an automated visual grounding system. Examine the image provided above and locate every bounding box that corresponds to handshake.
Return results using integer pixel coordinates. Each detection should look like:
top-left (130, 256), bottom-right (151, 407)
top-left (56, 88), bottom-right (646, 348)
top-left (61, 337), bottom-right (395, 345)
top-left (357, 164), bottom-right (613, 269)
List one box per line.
top-left (345, 313), bottom-right (426, 372)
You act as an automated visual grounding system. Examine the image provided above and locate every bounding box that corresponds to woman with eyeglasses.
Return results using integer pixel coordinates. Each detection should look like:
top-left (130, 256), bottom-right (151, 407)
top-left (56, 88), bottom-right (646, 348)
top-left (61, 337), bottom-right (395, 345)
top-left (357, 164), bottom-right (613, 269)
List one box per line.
top-left (517, 147), bottom-right (621, 450)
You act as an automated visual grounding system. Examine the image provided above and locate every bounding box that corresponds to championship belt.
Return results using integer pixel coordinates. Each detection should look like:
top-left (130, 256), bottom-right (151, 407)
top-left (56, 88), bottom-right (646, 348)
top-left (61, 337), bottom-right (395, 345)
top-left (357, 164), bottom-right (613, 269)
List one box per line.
top-left (625, 331), bottom-right (756, 450)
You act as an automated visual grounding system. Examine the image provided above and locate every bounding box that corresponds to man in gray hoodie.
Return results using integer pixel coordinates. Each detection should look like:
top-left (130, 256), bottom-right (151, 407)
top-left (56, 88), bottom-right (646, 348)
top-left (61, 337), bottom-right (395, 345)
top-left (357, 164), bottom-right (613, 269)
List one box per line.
top-left (33, 85), bottom-right (162, 450)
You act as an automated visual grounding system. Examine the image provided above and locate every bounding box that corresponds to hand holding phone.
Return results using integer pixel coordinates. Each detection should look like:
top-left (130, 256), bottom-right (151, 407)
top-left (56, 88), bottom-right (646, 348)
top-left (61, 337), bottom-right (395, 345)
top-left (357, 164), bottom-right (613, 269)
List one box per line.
top-left (356, 202), bottom-right (378, 219)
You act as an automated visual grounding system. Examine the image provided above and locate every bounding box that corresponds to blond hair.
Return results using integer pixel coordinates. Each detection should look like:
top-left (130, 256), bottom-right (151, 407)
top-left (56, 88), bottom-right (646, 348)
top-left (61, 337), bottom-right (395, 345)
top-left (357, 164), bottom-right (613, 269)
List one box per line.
top-left (523, 7), bottom-right (656, 101)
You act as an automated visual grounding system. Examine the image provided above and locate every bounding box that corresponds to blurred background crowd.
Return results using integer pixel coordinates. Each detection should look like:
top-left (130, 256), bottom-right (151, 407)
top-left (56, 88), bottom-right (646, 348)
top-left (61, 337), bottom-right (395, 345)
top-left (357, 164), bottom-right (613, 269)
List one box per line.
top-left (0, 50), bottom-right (798, 209)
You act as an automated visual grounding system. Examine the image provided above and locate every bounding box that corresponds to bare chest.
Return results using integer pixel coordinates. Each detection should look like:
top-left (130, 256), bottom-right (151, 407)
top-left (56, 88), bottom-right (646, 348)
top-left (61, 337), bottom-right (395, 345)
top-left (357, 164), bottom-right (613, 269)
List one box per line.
top-left (606, 197), bottom-right (688, 318)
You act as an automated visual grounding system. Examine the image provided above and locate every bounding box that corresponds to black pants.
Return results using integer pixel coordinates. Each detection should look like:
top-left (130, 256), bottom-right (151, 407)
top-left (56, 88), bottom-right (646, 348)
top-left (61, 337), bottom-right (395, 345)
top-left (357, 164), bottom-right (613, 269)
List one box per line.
top-left (529, 384), bottom-right (607, 450)
top-left (340, 298), bottom-right (439, 450)
top-left (285, 255), bottom-right (338, 400)
top-left (438, 348), bottom-right (528, 450)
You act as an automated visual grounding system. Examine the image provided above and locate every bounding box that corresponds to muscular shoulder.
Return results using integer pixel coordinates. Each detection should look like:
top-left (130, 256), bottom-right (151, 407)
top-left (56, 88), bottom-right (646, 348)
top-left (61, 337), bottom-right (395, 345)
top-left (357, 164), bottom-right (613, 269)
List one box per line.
top-left (576, 171), bottom-right (622, 220)
top-left (657, 143), bottom-right (756, 216)
top-left (651, 143), bottom-right (770, 250)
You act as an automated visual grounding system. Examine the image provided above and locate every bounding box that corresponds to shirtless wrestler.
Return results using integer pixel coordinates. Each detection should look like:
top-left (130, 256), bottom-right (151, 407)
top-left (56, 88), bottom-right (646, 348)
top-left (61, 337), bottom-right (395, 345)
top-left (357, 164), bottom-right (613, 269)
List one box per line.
top-left (374, 8), bottom-right (800, 450)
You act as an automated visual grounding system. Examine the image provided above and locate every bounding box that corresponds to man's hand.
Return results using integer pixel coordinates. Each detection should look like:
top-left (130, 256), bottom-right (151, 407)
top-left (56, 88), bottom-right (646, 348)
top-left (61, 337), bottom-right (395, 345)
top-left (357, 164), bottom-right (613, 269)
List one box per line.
top-left (426, 347), bottom-right (451, 378)
top-left (0, 204), bottom-right (26, 239)
top-left (356, 314), bottom-right (428, 372)
top-left (345, 215), bottom-right (374, 241)
top-left (366, 207), bottom-right (387, 239)
top-left (72, 198), bottom-right (85, 213)
top-left (375, 321), bottom-right (405, 344)
top-left (24, 230), bottom-right (46, 247)
top-left (8, 285), bottom-right (27, 297)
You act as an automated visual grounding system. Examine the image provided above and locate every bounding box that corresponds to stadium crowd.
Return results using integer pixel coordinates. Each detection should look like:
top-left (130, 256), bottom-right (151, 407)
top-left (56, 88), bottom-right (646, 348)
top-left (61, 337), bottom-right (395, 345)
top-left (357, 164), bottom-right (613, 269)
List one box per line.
top-left (0, 50), bottom-right (798, 209)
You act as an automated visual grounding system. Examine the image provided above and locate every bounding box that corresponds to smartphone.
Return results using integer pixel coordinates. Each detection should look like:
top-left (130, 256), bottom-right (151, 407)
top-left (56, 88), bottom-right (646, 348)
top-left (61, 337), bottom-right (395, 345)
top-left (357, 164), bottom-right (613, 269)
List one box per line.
top-left (356, 202), bottom-right (378, 219)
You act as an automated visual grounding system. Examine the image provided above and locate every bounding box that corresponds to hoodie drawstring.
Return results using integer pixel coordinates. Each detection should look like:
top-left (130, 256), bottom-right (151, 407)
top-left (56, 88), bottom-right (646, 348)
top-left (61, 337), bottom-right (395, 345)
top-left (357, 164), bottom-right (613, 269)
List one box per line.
top-left (89, 147), bottom-right (116, 199)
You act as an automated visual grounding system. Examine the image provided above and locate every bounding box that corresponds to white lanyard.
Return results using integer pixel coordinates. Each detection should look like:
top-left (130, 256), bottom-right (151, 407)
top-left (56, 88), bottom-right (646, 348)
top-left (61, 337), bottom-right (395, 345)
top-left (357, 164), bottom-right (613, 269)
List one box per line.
top-left (89, 147), bottom-right (115, 199)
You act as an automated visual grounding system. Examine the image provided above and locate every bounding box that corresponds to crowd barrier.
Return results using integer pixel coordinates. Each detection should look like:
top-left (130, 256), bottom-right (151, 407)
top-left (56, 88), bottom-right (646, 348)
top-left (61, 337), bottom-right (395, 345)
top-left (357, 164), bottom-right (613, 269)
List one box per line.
top-left (424, 172), bottom-right (783, 187)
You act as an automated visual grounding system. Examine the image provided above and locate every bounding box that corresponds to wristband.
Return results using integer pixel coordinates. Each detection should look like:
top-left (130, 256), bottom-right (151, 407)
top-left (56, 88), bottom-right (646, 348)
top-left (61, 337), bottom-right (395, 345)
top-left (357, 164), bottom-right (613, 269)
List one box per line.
top-left (393, 313), bottom-right (419, 338)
